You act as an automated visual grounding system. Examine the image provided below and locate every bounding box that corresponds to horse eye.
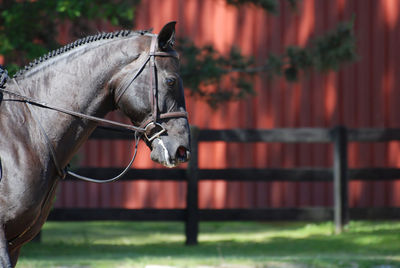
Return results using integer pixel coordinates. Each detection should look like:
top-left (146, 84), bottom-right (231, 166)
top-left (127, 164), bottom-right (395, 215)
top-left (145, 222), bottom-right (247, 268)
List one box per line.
top-left (166, 78), bottom-right (176, 87)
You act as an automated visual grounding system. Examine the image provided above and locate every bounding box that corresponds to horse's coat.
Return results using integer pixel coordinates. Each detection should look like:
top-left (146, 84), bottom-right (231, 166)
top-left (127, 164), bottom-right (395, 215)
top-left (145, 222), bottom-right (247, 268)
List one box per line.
top-left (0, 22), bottom-right (190, 267)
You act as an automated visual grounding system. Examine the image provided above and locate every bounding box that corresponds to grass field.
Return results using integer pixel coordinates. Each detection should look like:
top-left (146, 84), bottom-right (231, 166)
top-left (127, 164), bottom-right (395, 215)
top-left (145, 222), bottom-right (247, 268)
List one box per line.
top-left (17, 221), bottom-right (400, 268)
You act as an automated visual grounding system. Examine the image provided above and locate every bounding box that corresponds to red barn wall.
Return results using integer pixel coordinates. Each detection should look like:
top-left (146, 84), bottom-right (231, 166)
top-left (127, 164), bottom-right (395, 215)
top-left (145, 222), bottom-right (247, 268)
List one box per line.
top-left (53, 0), bottom-right (400, 210)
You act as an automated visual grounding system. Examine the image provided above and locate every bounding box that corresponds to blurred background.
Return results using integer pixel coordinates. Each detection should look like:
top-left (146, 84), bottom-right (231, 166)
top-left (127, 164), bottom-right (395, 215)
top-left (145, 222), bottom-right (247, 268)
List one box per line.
top-left (3, 1), bottom-right (400, 267)
top-left (1, 0), bottom-right (399, 212)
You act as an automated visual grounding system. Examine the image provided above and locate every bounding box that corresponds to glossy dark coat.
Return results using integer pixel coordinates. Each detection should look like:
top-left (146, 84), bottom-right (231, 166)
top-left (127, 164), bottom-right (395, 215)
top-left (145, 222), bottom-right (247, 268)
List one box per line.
top-left (0, 22), bottom-right (190, 267)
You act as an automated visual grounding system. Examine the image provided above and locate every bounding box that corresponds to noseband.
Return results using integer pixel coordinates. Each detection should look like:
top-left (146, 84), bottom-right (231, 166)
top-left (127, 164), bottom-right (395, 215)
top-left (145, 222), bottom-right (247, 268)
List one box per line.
top-left (115, 35), bottom-right (188, 142)
top-left (0, 34), bottom-right (188, 183)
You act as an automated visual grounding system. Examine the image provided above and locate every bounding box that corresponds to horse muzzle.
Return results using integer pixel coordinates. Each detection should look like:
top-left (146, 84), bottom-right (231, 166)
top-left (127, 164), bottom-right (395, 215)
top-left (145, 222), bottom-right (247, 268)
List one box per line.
top-left (150, 137), bottom-right (190, 168)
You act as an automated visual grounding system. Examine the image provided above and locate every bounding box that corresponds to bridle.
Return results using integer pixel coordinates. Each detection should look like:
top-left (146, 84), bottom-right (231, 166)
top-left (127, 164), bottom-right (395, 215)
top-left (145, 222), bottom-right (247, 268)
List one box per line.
top-left (0, 34), bottom-right (188, 183)
top-left (115, 35), bottom-right (188, 142)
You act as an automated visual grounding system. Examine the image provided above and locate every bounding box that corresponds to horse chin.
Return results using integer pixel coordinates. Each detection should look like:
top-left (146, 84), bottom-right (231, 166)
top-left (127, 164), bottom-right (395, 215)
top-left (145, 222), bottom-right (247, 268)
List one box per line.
top-left (150, 138), bottom-right (179, 168)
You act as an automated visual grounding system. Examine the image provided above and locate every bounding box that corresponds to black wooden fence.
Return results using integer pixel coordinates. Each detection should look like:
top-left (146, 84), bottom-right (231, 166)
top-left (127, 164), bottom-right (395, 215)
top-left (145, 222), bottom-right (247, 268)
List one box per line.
top-left (47, 126), bottom-right (400, 245)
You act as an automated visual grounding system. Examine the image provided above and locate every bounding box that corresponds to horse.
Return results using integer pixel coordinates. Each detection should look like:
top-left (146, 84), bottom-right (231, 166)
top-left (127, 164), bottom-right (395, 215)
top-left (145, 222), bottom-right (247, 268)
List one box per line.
top-left (0, 21), bottom-right (190, 267)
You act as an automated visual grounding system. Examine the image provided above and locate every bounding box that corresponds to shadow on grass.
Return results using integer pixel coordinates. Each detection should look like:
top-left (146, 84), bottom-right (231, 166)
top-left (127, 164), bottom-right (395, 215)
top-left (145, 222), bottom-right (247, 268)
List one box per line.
top-left (18, 221), bottom-right (400, 267)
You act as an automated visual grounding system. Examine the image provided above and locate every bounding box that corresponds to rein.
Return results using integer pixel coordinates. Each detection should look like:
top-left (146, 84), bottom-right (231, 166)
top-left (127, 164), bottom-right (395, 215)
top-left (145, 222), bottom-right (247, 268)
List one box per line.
top-left (6, 78), bottom-right (141, 183)
top-left (0, 35), bottom-right (188, 183)
top-left (0, 86), bottom-right (146, 133)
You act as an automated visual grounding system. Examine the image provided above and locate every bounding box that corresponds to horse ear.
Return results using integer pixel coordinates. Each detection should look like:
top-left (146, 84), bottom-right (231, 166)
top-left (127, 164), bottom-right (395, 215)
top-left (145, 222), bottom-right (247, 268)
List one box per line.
top-left (158, 21), bottom-right (176, 51)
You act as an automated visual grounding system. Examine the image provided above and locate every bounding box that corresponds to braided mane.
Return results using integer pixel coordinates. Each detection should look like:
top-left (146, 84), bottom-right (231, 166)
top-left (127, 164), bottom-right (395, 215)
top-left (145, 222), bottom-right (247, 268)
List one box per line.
top-left (0, 66), bottom-right (8, 88)
top-left (14, 29), bottom-right (152, 78)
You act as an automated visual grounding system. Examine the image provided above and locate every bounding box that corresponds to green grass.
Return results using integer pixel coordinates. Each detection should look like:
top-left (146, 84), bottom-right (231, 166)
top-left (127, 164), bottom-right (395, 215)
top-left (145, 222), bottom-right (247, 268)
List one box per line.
top-left (17, 221), bottom-right (400, 268)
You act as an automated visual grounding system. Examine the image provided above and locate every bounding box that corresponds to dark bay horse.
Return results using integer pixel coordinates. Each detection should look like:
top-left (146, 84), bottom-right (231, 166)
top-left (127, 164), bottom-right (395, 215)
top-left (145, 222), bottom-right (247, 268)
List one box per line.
top-left (0, 22), bottom-right (190, 267)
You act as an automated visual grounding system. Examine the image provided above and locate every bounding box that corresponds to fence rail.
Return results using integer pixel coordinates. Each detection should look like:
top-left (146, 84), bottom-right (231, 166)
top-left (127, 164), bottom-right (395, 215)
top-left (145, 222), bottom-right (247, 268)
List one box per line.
top-left (48, 126), bottom-right (400, 245)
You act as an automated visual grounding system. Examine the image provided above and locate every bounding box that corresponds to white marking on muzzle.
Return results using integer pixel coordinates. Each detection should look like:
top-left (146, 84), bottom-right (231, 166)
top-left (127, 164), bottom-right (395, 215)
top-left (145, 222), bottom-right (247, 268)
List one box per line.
top-left (155, 138), bottom-right (176, 168)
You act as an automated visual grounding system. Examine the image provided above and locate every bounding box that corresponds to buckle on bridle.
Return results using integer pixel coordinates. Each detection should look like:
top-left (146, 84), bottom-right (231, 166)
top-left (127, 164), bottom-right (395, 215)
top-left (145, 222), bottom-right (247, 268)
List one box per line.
top-left (144, 122), bottom-right (166, 142)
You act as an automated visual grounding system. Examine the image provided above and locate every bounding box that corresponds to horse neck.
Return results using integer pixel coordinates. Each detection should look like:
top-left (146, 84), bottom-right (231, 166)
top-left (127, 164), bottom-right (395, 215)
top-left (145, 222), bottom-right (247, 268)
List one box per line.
top-left (13, 35), bottom-right (146, 168)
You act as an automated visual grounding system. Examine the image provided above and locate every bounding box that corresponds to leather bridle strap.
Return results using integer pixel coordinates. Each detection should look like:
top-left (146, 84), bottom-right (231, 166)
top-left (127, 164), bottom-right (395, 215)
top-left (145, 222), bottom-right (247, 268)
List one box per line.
top-left (66, 132), bottom-right (140, 183)
top-left (26, 101), bottom-right (67, 179)
top-left (1, 84), bottom-right (146, 133)
top-left (147, 36), bottom-right (188, 124)
top-left (114, 56), bottom-right (151, 105)
top-left (115, 35), bottom-right (188, 142)
top-left (2, 78), bottom-right (141, 183)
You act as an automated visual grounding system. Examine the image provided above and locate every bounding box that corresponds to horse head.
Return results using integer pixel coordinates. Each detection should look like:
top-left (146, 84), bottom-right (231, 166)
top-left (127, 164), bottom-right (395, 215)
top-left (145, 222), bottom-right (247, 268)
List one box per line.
top-left (0, 22), bottom-right (192, 267)
top-left (110, 22), bottom-right (190, 168)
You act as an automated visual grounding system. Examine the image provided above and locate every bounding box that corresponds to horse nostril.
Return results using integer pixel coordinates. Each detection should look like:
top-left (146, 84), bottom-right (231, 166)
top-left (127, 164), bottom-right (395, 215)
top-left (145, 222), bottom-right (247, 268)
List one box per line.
top-left (176, 146), bottom-right (189, 162)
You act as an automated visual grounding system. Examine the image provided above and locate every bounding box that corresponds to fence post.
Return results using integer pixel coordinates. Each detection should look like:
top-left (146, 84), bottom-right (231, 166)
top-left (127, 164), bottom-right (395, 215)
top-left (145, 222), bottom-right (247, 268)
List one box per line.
top-left (332, 125), bottom-right (349, 234)
top-left (185, 126), bottom-right (199, 245)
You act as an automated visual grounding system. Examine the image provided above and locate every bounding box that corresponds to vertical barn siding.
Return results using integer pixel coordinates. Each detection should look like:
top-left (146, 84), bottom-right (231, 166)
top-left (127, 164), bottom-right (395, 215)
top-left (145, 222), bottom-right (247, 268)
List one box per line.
top-left (53, 0), bottom-right (400, 209)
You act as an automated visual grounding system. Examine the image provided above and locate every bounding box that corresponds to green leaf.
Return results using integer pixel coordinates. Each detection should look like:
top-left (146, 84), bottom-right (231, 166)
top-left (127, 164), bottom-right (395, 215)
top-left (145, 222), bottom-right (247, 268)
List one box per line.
top-left (0, 0), bottom-right (356, 109)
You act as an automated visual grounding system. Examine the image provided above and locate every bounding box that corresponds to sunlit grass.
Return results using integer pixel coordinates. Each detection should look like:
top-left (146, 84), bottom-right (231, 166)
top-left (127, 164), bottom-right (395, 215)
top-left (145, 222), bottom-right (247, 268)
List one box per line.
top-left (18, 221), bottom-right (400, 268)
